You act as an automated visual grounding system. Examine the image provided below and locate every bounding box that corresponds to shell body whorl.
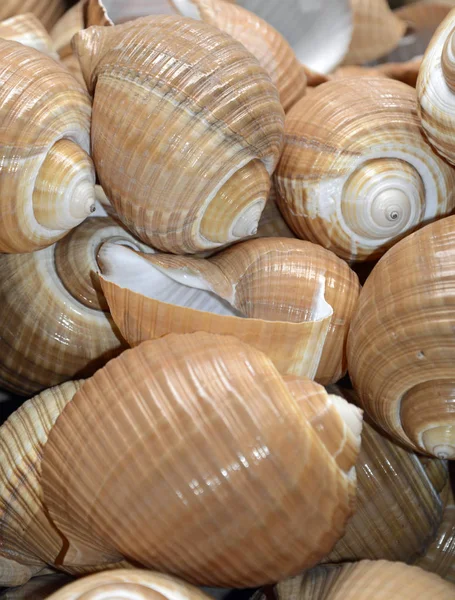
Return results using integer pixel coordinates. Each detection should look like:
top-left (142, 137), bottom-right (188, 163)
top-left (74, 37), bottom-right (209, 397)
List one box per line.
top-left (347, 216), bottom-right (455, 458)
top-left (0, 39), bottom-right (96, 253)
top-left (72, 16), bottom-right (284, 254)
top-left (275, 78), bottom-right (455, 261)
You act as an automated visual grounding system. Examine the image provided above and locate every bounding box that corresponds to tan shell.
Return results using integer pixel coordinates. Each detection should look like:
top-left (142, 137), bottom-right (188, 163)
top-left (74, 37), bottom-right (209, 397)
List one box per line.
top-left (275, 78), bottom-right (455, 262)
top-left (333, 59), bottom-right (422, 88)
top-left (0, 14), bottom-right (57, 57)
top-left (0, 217), bottom-right (150, 396)
top-left (395, 2), bottom-right (453, 37)
top-left (0, 574), bottom-right (72, 599)
top-left (269, 560), bottom-right (455, 600)
top-left (41, 332), bottom-right (362, 587)
top-left (72, 16), bottom-right (284, 254)
top-left (50, 2), bottom-right (86, 84)
top-left (0, 0), bottom-right (65, 31)
top-left (343, 0), bottom-right (407, 65)
top-left (417, 9), bottom-right (455, 165)
top-left (0, 39), bottom-right (96, 253)
top-left (348, 216), bottom-right (455, 459)
top-left (46, 570), bottom-right (214, 600)
top-left (98, 237), bottom-right (360, 384)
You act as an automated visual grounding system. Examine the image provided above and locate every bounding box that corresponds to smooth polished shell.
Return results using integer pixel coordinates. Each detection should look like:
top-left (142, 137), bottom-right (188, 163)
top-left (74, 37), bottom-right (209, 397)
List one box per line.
top-left (275, 78), bottom-right (455, 261)
top-left (98, 237), bottom-right (360, 384)
top-left (0, 0), bottom-right (65, 30)
top-left (417, 9), bottom-right (455, 165)
top-left (72, 16), bottom-right (284, 254)
top-left (41, 333), bottom-right (362, 587)
top-left (0, 217), bottom-right (149, 396)
top-left (0, 14), bottom-right (57, 56)
top-left (348, 216), bottom-right (455, 458)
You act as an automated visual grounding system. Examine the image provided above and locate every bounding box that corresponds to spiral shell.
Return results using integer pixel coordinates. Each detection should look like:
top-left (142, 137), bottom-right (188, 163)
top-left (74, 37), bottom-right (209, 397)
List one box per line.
top-left (98, 237), bottom-right (360, 384)
top-left (41, 332), bottom-right (362, 587)
top-left (417, 8), bottom-right (455, 165)
top-left (0, 14), bottom-right (57, 57)
top-left (348, 216), bottom-right (455, 459)
top-left (72, 16), bottom-right (284, 254)
top-left (0, 0), bottom-right (65, 31)
top-left (0, 217), bottom-right (150, 396)
top-left (0, 39), bottom-right (96, 253)
top-left (275, 78), bottom-right (455, 261)
top-left (46, 570), bottom-right (212, 600)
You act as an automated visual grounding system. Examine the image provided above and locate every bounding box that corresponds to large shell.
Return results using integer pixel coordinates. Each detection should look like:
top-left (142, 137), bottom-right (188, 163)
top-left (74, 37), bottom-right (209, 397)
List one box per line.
top-left (0, 39), bottom-right (96, 253)
top-left (348, 216), bottom-right (455, 459)
top-left (46, 570), bottom-right (213, 600)
top-left (265, 560), bottom-right (455, 600)
top-left (275, 78), bottom-right (455, 261)
top-left (417, 9), bottom-right (455, 165)
top-left (97, 237), bottom-right (360, 384)
top-left (0, 14), bottom-right (57, 57)
top-left (72, 16), bottom-right (284, 254)
top-left (41, 333), bottom-right (362, 587)
top-left (0, 0), bottom-right (65, 31)
top-left (0, 217), bottom-right (150, 396)
top-left (343, 0), bottom-right (406, 65)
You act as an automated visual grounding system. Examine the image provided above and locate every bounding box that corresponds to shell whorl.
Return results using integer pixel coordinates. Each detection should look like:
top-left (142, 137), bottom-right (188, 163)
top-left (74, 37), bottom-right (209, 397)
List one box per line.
top-left (72, 16), bottom-right (284, 254)
top-left (275, 78), bottom-right (455, 261)
top-left (0, 39), bottom-right (96, 253)
top-left (417, 9), bottom-right (455, 165)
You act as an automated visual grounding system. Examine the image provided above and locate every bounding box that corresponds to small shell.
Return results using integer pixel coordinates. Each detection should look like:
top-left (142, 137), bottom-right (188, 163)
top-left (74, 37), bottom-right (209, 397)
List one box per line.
top-left (0, 14), bottom-right (57, 57)
top-left (343, 0), bottom-right (407, 65)
top-left (41, 332), bottom-right (362, 587)
top-left (97, 237), bottom-right (360, 384)
top-left (72, 16), bottom-right (284, 254)
top-left (0, 39), bottom-right (96, 253)
top-left (275, 78), bottom-right (455, 261)
top-left (0, 217), bottom-right (148, 396)
top-left (0, 0), bottom-right (65, 31)
top-left (417, 8), bottom-right (455, 165)
top-left (46, 570), bottom-right (213, 600)
top-left (347, 216), bottom-right (455, 458)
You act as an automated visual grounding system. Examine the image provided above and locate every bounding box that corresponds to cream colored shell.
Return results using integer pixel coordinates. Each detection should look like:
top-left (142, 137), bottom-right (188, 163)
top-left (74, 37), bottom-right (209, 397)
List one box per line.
top-left (0, 0), bottom-right (65, 31)
top-left (275, 78), bottom-right (455, 261)
top-left (41, 333), bottom-right (362, 587)
top-left (348, 216), bottom-right (455, 459)
top-left (72, 16), bottom-right (284, 254)
top-left (0, 14), bottom-right (57, 57)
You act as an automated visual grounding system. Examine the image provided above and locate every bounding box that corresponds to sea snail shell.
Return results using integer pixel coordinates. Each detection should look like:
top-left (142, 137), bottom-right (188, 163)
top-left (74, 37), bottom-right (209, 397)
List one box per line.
top-left (72, 15), bottom-right (284, 254)
top-left (0, 39), bottom-right (96, 253)
top-left (0, 14), bottom-right (57, 57)
top-left (0, 0), bottom-right (65, 31)
top-left (0, 217), bottom-right (148, 396)
top-left (348, 215), bottom-right (455, 459)
top-left (41, 333), bottom-right (362, 587)
top-left (97, 237), bottom-right (360, 385)
top-left (275, 77), bottom-right (455, 261)
top-left (417, 8), bottom-right (455, 166)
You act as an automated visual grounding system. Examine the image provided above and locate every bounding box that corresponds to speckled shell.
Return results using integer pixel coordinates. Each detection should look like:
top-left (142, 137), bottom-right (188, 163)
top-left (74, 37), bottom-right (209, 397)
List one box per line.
top-left (348, 216), bottom-right (455, 459)
top-left (72, 16), bottom-right (284, 254)
top-left (98, 237), bottom-right (360, 384)
top-left (417, 9), bottom-right (455, 165)
top-left (0, 14), bottom-right (57, 57)
top-left (275, 78), bottom-right (455, 261)
top-left (46, 570), bottom-right (213, 600)
top-left (41, 333), bottom-right (362, 587)
top-left (268, 560), bottom-right (455, 600)
top-left (0, 217), bottom-right (149, 396)
top-left (343, 0), bottom-right (406, 65)
top-left (0, 0), bottom-right (65, 31)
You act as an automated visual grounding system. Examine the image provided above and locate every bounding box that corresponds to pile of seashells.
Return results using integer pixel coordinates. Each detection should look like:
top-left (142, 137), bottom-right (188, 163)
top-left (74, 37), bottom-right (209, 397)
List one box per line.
top-left (0, 0), bottom-right (454, 598)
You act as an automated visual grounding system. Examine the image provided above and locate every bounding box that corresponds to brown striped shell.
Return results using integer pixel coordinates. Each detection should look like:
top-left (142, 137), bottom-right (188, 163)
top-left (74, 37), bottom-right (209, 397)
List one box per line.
top-left (41, 333), bottom-right (362, 587)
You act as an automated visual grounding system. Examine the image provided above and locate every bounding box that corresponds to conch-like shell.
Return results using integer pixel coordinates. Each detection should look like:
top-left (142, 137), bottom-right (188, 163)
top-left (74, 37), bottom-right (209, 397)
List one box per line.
top-left (41, 332), bottom-right (362, 587)
top-left (0, 39), bottom-right (96, 253)
top-left (0, 217), bottom-right (149, 396)
top-left (321, 389), bottom-right (446, 564)
top-left (72, 16), bottom-right (284, 254)
top-left (275, 78), bottom-right (455, 261)
top-left (264, 560), bottom-right (455, 600)
top-left (0, 14), bottom-right (57, 57)
top-left (0, 381), bottom-right (134, 583)
top-left (0, 574), bottom-right (72, 599)
top-left (0, 0), bottom-right (65, 31)
top-left (46, 570), bottom-right (212, 600)
top-left (97, 237), bottom-right (360, 384)
top-left (417, 9), bottom-right (455, 165)
top-left (348, 216), bottom-right (455, 459)
top-left (343, 0), bottom-right (407, 65)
